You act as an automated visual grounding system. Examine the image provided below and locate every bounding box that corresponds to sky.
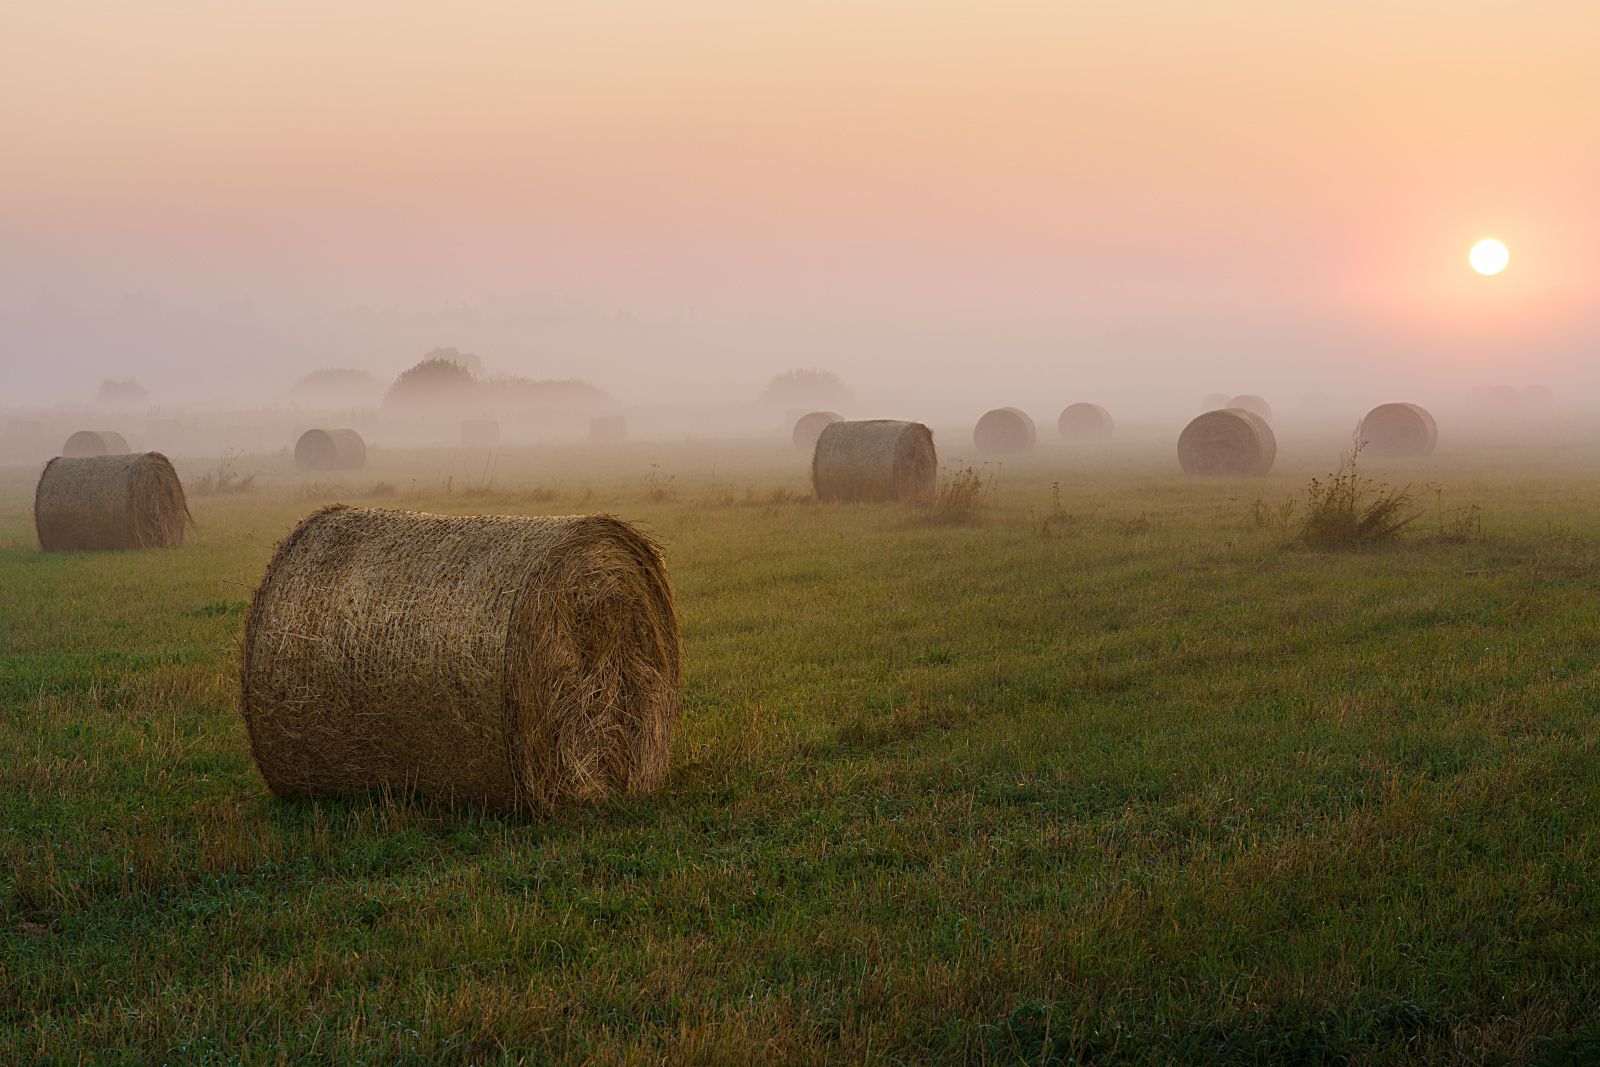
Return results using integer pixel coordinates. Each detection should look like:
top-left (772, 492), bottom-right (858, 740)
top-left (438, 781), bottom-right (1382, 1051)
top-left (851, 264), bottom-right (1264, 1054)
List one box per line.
top-left (2, 1), bottom-right (1597, 410)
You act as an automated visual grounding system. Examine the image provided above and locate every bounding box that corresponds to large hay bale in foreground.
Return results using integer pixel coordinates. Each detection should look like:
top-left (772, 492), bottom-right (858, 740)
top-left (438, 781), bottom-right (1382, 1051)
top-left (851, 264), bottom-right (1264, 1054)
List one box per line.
top-left (1359, 403), bottom-right (1436, 457)
top-left (460, 419), bottom-right (501, 447)
top-left (1177, 409), bottom-right (1276, 476)
top-left (589, 415), bottom-right (628, 444)
top-left (1057, 403), bottom-right (1114, 441)
top-left (35, 452), bottom-right (188, 551)
top-left (240, 505), bottom-right (681, 814)
top-left (62, 430), bottom-right (130, 458)
top-left (812, 419), bottom-right (936, 503)
top-left (294, 428), bottom-right (366, 471)
top-left (1228, 394), bottom-right (1273, 423)
top-left (792, 410), bottom-right (843, 452)
top-left (973, 407), bottom-right (1036, 454)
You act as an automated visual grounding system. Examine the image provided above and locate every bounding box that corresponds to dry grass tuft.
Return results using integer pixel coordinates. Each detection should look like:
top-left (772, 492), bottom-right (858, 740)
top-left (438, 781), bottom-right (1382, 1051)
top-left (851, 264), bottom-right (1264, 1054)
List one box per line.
top-left (192, 451), bottom-right (256, 496)
top-left (924, 464), bottom-right (996, 525)
top-left (1298, 444), bottom-right (1418, 547)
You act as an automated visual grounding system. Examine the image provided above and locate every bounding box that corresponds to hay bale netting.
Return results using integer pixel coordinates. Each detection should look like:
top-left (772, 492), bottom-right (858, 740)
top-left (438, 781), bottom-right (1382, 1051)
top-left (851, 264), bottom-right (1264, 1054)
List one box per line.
top-left (35, 452), bottom-right (189, 551)
top-left (1057, 403), bottom-right (1114, 441)
top-left (973, 407), bottom-right (1036, 455)
top-left (589, 415), bottom-right (628, 444)
top-left (61, 430), bottom-right (130, 458)
top-left (294, 428), bottom-right (366, 471)
top-left (1228, 394), bottom-right (1273, 423)
top-left (240, 505), bottom-right (682, 814)
top-left (792, 410), bottom-right (843, 451)
top-left (1358, 403), bottom-right (1437, 457)
top-left (812, 419), bottom-right (936, 503)
top-left (461, 419), bottom-right (501, 447)
top-left (1177, 409), bottom-right (1276, 476)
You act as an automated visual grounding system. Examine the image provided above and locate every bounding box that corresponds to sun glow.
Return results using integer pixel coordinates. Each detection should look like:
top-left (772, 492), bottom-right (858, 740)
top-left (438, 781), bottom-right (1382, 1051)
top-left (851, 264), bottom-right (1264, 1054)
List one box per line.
top-left (1470, 238), bottom-right (1510, 276)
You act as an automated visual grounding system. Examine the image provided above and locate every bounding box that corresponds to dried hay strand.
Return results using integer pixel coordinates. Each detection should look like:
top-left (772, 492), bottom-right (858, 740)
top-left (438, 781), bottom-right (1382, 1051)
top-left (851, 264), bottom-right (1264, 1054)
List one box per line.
top-left (461, 419), bottom-right (501, 447)
top-left (35, 452), bottom-right (189, 551)
top-left (1228, 394), bottom-right (1273, 423)
top-left (1177, 408), bottom-right (1276, 476)
top-left (62, 430), bottom-right (130, 458)
top-left (295, 428), bottom-right (366, 471)
top-left (812, 419), bottom-right (937, 503)
top-left (589, 415), bottom-right (628, 444)
top-left (973, 407), bottom-right (1036, 455)
top-left (240, 505), bottom-right (682, 815)
top-left (1358, 403), bottom-right (1437, 457)
top-left (792, 410), bottom-right (843, 451)
top-left (1057, 403), bottom-right (1114, 441)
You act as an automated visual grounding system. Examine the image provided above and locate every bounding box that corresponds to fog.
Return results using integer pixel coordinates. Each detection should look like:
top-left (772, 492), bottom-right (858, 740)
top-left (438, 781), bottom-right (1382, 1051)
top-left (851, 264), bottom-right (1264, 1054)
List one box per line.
top-left (4, 2), bottom-right (1598, 437)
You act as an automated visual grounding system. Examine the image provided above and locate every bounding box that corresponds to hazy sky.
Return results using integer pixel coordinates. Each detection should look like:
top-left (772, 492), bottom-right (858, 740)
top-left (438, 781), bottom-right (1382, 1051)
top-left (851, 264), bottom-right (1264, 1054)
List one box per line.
top-left (3, 2), bottom-right (1597, 408)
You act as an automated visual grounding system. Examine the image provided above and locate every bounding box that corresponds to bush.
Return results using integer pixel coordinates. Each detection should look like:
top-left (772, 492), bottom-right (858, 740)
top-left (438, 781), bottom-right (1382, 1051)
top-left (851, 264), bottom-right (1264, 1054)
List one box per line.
top-left (925, 464), bottom-right (995, 525)
top-left (1298, 444), bottom-right (1417, 547)
top-left (757, 368), bottom-right (853, 409)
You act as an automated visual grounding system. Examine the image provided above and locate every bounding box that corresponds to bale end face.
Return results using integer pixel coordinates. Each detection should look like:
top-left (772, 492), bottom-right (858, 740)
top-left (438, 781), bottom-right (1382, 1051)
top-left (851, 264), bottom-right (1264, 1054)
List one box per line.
top-left (240, 505), bottom-right (681, 815)
top-left (1177, 409), bottom-right (1276, 476)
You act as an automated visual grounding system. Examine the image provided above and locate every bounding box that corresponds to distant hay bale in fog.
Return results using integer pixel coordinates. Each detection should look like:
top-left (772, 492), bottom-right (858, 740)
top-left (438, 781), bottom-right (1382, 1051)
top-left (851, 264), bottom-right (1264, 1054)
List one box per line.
top-left (1057, 403), bottom-right (1114, 441)
top-left (295, 428), bottom-right (366, 471)
top-left (62, 430), bottom-right (130, 458)
top-left (589, 415), bottom-right (628, 444)
top-left (1228, 394), bottom-right (1273, 423)
top-left (35, 452), bottom-right (189, 551)
top-left (1358, 403), bottom-right (1436, 457)
top-left (973, 407), bottom-right (1036, 455)
top-left (461, 419), bottom-right (500, 447)
top-left (791, 411), bottom-right (843, 451)
top-left (1202, 393), bottom-right (1231, 411)
top-left (1177, 409), bottom-right (1276, 476)
top-left (812, 419), bottom-right (937, 503)
top-left (240, 505), bottom-right (681, 814)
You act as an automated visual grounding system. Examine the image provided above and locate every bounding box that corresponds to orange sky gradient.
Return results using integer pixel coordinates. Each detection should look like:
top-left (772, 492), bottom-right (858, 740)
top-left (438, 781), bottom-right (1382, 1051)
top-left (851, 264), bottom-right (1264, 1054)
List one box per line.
top-left (2, 2), bottom-right (1596, 406)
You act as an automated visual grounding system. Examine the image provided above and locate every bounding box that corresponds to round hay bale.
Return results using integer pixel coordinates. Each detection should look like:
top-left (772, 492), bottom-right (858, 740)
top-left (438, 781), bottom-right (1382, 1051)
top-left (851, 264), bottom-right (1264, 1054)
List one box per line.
top-left (295, 428), bottom-right (366, 471)
top-left (1177, 409), bottom-right (1276, 476)
top-left (62, 430), bottom-right (130, 458)
top-left (1202, 393), bottom-right (1231, 411)
top-left (1358, 403), bottom-right (1437, 457)
top-left (1228, 394), bottom-right (1273, 423)
top-left (792, 410), bottom-right (843, 452)
top-left (35, 452), bottom-right (189, 551)
top-left (1057, 403), bottom-right (1114, 441)
top-left (973, 407), bottom-right (1036, 455)
top-left (460, 419), bottom-right (500, 447)
top-left (240, 505), bottom-right (681, 814)
top-left (589, 415), bottom-right (628, 444)
top-left (812, 419), bottom-right (936, 503)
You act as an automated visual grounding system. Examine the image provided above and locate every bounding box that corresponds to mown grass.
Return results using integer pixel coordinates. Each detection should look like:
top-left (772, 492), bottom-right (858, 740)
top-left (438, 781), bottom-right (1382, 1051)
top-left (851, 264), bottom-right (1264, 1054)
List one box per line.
top-left (2, 433), bottom-right (1600, 1064)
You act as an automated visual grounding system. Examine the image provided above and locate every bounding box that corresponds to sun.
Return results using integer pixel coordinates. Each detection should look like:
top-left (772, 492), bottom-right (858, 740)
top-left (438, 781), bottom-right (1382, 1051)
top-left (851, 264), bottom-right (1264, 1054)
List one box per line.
top-left (1470, 238), bottom-right (1510, 276)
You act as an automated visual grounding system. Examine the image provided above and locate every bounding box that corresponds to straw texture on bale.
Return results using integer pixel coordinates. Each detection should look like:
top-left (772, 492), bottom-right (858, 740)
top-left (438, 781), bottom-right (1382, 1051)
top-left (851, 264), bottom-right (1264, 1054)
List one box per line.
top-left (1057, 403), bottom-right (1114, 441)
top-left (240, 505), bottom-right (681, 814)
top-left (295, 428), bottom-right (366, 471)
top-left (1228, 394), bottom-right (1273, 423)
top-left (460, 419), bottom-right (501, 447)
top-left (812, 419), bottom-right (936, 503)
top-left (1359, 403), bottom-right (1437, 457)
top-left (62, 430), bottom-right (130, 458)
top-left (35, 452), bottom-right (189, 551)
top-left (973, 407), bottom-right (1036, 454)
top-left (1177, 408), bottom-right (1276, 476)
top-left (792, 410), bottom-right (843, 451)
top-left (589, 415), bottom-right (628, 444)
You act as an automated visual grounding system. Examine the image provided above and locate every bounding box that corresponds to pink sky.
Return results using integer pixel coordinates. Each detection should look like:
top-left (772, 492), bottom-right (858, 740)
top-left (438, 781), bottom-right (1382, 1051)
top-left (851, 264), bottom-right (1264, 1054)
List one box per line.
top-left (2, 2), bottom-right (1596, 405)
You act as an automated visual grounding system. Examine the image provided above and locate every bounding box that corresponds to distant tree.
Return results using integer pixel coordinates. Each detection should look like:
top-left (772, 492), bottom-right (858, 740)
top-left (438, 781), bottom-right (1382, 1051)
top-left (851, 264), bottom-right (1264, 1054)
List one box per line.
top-left (96, 378), bottom-right (149, 408)
top-left (289, 368), bottom-right (384, 406)
top-left (494, 377), bottom-right (614, 411)
top-left (757, 368), bottom-right (853, 410)
top-left (383, 353), bottom-right (479, 410)
top-left (420, 346), bottom-right (484, 376)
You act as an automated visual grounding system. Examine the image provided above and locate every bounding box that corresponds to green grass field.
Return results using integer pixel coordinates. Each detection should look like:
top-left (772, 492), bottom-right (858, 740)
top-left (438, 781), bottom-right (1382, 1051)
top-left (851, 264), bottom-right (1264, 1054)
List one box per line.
top-left (4, 430), bottom-right (1599, 1064)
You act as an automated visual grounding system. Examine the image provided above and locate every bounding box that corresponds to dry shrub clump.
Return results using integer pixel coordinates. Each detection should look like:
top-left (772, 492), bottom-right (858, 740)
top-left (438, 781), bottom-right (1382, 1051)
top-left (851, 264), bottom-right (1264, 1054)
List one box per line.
top-left (812, 419), bottom-right (937, 503)
top-left (240, 505), bottom-right (682, 814)
top-left (925, 464), bottom-right (996, 524)
top-left (193, 451), bottom-right (256, 496)
top-left (1298, 444), bottom-right (1418, 547)
top-left (295, 428), bottom-right (366, 471)
top-left (35, 452), bottom-right (190, 551)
